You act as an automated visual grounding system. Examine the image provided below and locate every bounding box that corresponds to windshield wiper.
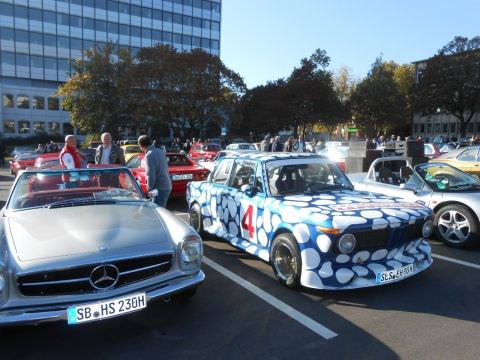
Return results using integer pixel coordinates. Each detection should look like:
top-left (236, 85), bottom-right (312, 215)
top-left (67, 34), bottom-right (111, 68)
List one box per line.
top-left (46, 197), bottom-right (116, 209)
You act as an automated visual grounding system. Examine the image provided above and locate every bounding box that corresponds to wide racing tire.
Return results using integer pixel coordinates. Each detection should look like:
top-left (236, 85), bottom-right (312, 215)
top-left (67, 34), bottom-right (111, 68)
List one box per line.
top-left (270, 233), bottom-right (302, 289)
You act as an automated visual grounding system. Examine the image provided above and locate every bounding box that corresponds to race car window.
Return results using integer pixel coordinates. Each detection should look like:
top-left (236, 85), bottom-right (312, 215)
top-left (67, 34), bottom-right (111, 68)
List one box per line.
top-left (254, 162), bottom-right (264, 193)
top-left (212, 159), bottom-right (233, 184)
top-left (229, 160), bottom-right (256, 189)
top-left (457, 148), bottom-right (477, 161)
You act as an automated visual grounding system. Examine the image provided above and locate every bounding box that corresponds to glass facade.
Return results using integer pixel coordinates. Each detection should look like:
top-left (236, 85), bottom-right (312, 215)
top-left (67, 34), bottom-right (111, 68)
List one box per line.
top-left (0, 0), bottom-right (222, 136)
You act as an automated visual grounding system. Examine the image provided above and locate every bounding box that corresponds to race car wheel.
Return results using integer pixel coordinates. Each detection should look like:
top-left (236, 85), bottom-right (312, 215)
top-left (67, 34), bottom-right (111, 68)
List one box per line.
top-left (270, 233), bottom-right (302, 289)
top-left (189, 203), bottom-right (204, 234)
top-left (434, 204), bottom-right (478, 248)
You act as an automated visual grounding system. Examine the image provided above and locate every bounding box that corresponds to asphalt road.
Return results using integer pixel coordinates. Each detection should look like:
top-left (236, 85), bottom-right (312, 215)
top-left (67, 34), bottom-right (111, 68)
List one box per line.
top-left (1, 170), bottom-right (479, 360)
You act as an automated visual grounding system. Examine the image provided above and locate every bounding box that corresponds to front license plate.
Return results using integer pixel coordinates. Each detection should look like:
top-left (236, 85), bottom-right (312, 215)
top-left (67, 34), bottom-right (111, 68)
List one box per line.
top-left (172, 174), bottom-right (193, 181)
top-left (376, 264), bottom-right (414, 284)
top-left (67, 292), bottom-right (147, 325)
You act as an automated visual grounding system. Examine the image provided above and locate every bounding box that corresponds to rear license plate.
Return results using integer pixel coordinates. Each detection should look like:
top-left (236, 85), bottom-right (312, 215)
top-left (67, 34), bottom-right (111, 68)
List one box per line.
top-left (172, 174), bottom-right (193, 181)
top-left (67, 292), bottom-right (147, 325)
top-left (376, 264), bottom-right (414, 284)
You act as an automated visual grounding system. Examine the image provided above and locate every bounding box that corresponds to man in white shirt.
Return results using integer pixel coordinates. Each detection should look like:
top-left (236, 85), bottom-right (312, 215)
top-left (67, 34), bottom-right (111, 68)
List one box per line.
top-left (294, 134), bottom-right (306, 152)
top-left (95, 132), bottom-right (126, 165)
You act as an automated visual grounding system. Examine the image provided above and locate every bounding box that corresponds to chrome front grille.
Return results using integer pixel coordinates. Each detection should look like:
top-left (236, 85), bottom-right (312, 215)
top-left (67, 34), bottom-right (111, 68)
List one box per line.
top-left (17, 254), bottom-right (173, 296)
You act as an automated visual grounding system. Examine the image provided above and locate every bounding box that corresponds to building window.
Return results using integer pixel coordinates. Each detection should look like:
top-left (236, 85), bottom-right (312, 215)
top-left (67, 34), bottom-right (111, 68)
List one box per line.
top-left (192, 36), bottom-right (201, 48)
top-left (153, 9), bottom-right (161, 21)
top-left (450, 122), bottom-right (456, 133)
top-left (183, 15), bottom-right (192, 26)
top-left (162, 31), bottom-right (172, 43)
top-left (49, 122), bottom-right (61, 134)
top-left (443, 123), bottom-right (448, 133)
top-left (212, 2), bottom-right (220, 13)
top-left (108, 1), bottom-right (118, 12)
top-left (71, 38), bottom-right (83, 50)
top-left (192, 17), bottom-right (201, 28)
top-left (14, 5), bottom-right (28, 19)
top-left (31, 55), bottom-right (43, 68)
top-left (43, 10), bottom-right (56, 24)
top-left (29, 8), bottom-right (42, 22)
top-left (131, 26), bottom-right (141, 38)
top-left (173, 14), bottom-right (182, 25)
top-left (44, 34), bottom-right (56, 47)
top-left (96, 19), bottom-right (107, 32)
top-left (0, 27), bottom-right (14, 41)
top-left (173, 33), bottom-right (182, 43)
top-left (193, 0), bottom-right (202, 9)
top-left (1, 52), bottom-right (15, 66)
top-left (420, 124), bottom-right (425, 133)
top-left (426, 123), bottom-right (432, 133)
top-left (96, 0), bottom-right (107, 10)
top-left (119, 24), bottom-right (129, 36)
top-left (32, 96), bottom-right (45, 109)
top-left (163, 12), bottom-right (172, 22)
top-left (70, 15), bottom-right (82, 28)
top-left (202, 19), bottom-right (211, 30)
top-left (17, 95), bottom-right (30, 109)
top-left (84, 0), bottom-right (95, 8)
top-left (202, 0), bottom-right (211, 11)
top-left (33, 121), bottom-right (46, 134)
top-left (30, 32), bottom-right (43, 45)
top-left (131, 5), bottom-right (141, 17)
top-left (108, 22), bottom-right (118, 34)
top-left (119, 2), bottom-right (129, 14)
top-left (18, 121), bottom-right (30, 134)
top-left (48, 97), bottom-right (59, 110)
top-left (211, 21), bottom-right (220, 31)
top-left (16, 54), bottom-right (29, 67)
top-left (83, 17), bottom-right (95, 30)
top-left (15, 29), bottom-right (29, 43)
top-left (211, 40), bottom-right (219, 49)
top-left (201, 38), bottom-right (210, 48)
top-left (57, 13), bottom-right (70, 26)
top-left (182, 35), bottom-right (191, 46)
top-left (3, 120), bottom-right (15, 134)
top-left (45, 57), bottom-right (57, 71)
top-left (58, 59), bottom-right (70, 73)
top-left (2, 94), bottom-right (14, 108)
top-left (0, 3), bottom-right (13, 17)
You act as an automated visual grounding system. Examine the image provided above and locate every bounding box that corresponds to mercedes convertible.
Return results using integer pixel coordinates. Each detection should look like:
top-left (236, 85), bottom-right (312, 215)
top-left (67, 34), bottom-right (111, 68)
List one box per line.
top-left (0, 167), bottom-right (204, 326)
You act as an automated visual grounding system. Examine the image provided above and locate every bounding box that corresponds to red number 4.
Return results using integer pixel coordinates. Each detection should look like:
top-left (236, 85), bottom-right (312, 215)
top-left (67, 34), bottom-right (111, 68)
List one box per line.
top-left (241, 205), bottom-right (254, 239)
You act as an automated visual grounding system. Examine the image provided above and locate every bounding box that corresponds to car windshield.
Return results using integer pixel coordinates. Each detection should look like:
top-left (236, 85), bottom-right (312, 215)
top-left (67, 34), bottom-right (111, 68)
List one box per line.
top-left (415, 163), bottom-right (480, 191)
top-left (8, 168), bottom-right (145, 210)
top-left (16, 152), bottom-right (38, 160)
top-left (266, 158), bottom-right (353, 196)
top-left (199, 144), bottom-right (220, 151)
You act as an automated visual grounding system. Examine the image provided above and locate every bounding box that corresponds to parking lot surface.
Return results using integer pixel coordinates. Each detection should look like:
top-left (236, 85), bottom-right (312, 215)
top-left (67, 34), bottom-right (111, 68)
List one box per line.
top-left (1, 169), bottom-right (479, 359)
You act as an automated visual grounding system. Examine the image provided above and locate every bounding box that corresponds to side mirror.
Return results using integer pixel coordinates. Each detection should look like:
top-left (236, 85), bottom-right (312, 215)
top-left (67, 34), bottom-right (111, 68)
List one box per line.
top-left (240, 184), bottom-right (255, 197)
top-left (400, 183), bottom-right (417, 193)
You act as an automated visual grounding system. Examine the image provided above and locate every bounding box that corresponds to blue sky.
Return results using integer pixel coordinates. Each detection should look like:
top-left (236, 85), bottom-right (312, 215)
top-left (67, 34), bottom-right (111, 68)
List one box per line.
top-left (220, 0), bottom-right (480, 89)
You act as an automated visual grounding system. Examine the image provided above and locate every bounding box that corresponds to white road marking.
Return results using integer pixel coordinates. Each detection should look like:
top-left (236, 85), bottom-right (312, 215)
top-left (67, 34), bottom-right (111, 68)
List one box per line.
top-left (432, 253), bottom-right (480, 270)
top-left (202, 256), bottom-right (338, 340)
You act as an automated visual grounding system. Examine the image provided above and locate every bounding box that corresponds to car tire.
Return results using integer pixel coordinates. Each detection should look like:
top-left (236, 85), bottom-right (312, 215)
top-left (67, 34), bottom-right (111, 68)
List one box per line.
top-left (189, 203), bottom-right (204, 235)
top-left (434, 204), bottom-right (478, 248)
top-left (270, 233), bottom-right (302, 289)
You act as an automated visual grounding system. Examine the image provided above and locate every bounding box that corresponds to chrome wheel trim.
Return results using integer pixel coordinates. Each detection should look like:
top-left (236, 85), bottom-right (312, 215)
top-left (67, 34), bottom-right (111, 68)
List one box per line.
top-left (189, 207), bottom-right (201, 232)
top-left (273, 243), bottom-right (297, 281)
top-left (437, 210), bottom-right (470, 243)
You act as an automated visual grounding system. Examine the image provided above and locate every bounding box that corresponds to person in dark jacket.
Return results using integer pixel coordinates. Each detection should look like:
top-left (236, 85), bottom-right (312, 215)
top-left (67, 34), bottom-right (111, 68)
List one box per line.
top-left (272, 136), bottom-right (283, 152)
top-left (95, 132), bottom-right (126, 165)
top-left (138, 135), bottom-right (172, 208)
top-left (260, 135), bottom-right (272, 151)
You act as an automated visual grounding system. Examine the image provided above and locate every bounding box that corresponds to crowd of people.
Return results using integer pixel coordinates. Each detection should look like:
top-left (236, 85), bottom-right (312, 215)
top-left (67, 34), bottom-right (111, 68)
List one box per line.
top-left (260, 134), bottom-right (309, 152)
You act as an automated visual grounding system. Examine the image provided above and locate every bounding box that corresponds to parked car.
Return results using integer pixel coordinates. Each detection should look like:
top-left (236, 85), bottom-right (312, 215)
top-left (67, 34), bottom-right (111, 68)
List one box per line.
top-left (187, 153), bottom-right (433, 290)
top-left (0, 167), bottom-right (204, 326)
top-left (121, 144), bottom-right (143, 162)
top-left (127, 152), bottom-right (210, 197)
top-left (226, 143), bottom-right (256, 151)
top-left (33, 152), bottom-right (61, 168)
top-left (424, 143), bottom-right (441, 159)
top-left (348, 156), bottom-right (480, 248)
top-left (188, 143), bottom-right (221, 162)
top-left (10, 145), bottom-right (35, 158)
top-left (317, 146), bottom-right (348, 172)
top-left (9, 152), bottom-right (38, 176)
top-left (79, 148), bottom-right (96, 164)
top-left (433, 146), bottom-right (480, 175)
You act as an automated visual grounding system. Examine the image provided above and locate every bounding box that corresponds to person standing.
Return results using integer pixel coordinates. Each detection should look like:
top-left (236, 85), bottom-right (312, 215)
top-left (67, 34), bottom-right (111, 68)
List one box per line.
top-left (59, 135), bottom-right (84, 169)
top-left (271, 136), bottom-right (283, 152)
top-left (138, 135), bottom-right (172, 208)
top-left (283, 136), bottom-right (294, 152)
top-left (260, 135), bottom-right (271, 151)
top-left (95, 132), bottom-right (126, 165)
top-left (294, 134), bottom-right (306, 152)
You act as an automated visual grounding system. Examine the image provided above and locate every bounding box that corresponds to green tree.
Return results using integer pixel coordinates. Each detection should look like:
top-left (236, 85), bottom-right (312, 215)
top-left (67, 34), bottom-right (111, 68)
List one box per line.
top-left (351, 57), bottom-right (406, 137)
top-left (414, 36), bottom-right (480, 137)
top-left (58, 43), bottom-right (137, 138)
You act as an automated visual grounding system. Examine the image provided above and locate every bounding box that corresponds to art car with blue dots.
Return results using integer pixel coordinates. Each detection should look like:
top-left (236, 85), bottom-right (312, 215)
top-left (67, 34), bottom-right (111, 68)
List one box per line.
top-left (187, 152), bottom-right (433, 290)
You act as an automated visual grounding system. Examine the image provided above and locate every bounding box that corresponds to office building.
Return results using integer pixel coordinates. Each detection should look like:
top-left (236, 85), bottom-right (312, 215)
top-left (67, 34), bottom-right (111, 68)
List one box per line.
top-left (0, 0), bottom-right (221, 137)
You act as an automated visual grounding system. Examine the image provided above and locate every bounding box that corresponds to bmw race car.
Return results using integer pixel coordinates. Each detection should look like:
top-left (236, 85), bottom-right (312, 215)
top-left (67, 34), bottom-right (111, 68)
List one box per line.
top-left (187, 152), bottom-right (433, 290)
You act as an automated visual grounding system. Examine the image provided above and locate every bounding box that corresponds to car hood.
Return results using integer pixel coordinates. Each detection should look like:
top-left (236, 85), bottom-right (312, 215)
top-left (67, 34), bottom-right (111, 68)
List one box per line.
top-left (273, 190), bottom-right (431, 230)
top-left (7, 204), bottom-right (172, 262)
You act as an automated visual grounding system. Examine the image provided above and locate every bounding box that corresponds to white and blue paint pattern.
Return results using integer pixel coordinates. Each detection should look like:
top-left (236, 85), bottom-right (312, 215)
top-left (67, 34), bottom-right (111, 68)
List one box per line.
top-left (187, 153), bottom-right (433, 290)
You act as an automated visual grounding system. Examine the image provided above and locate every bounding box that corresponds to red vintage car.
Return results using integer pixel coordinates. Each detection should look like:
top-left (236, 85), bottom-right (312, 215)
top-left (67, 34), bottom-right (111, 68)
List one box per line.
top-left (10, 152), bottom-right (39, 176)
top-left (127, 152), bottom-right (210, 197)
top-left (188, 143), bottom-right (221, 162)
top-left (34, 152), bottom-right (61, 168)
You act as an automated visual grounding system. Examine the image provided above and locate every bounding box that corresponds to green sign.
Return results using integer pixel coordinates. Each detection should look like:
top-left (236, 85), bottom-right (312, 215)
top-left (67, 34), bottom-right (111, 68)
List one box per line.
top-left (346, 127), bottom-right (358, 133)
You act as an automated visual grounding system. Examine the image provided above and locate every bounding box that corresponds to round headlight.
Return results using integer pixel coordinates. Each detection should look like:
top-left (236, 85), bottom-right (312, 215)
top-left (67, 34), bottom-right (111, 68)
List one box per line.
top-left (338, 234), bottom-right (357, 254)
top-left (422, 220), bottom-right (434, 238)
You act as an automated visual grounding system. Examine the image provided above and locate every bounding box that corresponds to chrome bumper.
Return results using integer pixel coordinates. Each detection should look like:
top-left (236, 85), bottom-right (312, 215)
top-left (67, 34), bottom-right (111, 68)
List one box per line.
top-left (0, 271), bottom-right (205, 327)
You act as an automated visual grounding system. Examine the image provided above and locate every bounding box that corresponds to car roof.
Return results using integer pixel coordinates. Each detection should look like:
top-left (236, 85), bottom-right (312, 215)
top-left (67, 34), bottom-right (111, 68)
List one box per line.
top-left (437, 146), bottom-right (479, 159)
top-left (221, 152), bottom-right (322, 162)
